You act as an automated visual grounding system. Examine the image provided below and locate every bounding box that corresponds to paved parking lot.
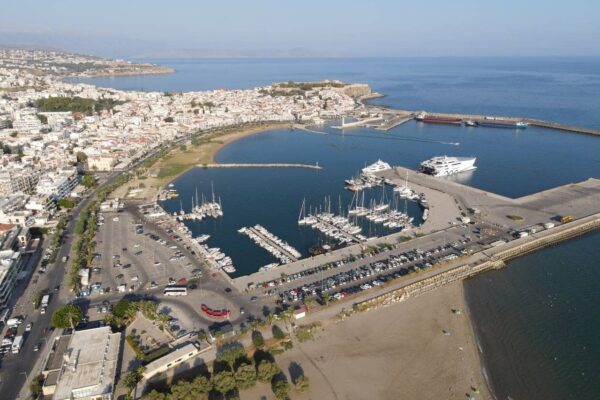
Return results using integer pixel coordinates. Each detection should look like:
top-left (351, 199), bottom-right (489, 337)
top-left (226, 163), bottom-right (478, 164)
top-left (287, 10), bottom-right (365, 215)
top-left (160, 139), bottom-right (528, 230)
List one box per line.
top-left (92, 209), bottom-right (197, 297)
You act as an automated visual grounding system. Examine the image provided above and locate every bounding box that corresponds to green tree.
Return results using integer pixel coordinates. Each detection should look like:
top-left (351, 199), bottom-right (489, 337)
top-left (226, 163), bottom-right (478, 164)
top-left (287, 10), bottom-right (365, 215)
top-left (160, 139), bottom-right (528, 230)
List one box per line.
top-left (122, 366), bottom-right (145, 392)
top-left (217, 345), bottom-right (246, 369)
top-left (197, 329), bottom-right (209, 344)
top-left (140, 300), bottom-right (158, 320)
top-left (252, 330), bottom-right (265, 348)
top-left (191, 374), bottom-right (212, 396)
top-left (234, 362), bottom-right (257, 390)
top-left (58, 198), bottom-right (76, 209)
top-left (272, 324), bottom-right (285, 340)
top-left (211, 370), bottom-right (236, 395)
top-left (322, 291), bottom-right (331, 305)
top-left (36, 114), bottom-right (48, 124)
top-left (29, 374), bottom-right (44, 397)
top-left (156, 312), bottom-right (169, 331)
top-left (51, 304), bottom-right (83, 329)
top-left (169, 380), bottom-right (194, 400)
top-left (257, 360), bottom-right (280, 383)
top-left (294, 374), bottom-right (310, 392)
top-left (273, 378), bottom-right (291, 400)
top-left (75, 151), bottom-right (88, 162)
top-left (32, 291), bottom-right (42, 309)
top-left (142, 390), bottom-right (166, 400)
top-left (81, 174), bottom-right (97, 188)
top-left (164, 116), bottom-right (174, 123)
top-left (304, 296), bottom-right (313, 311)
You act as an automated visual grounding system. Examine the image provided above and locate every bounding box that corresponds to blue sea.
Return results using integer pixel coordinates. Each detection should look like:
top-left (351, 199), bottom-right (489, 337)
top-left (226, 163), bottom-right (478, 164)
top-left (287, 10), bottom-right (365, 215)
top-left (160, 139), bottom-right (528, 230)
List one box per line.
top-left (73, 58), bottom-right (600, 400)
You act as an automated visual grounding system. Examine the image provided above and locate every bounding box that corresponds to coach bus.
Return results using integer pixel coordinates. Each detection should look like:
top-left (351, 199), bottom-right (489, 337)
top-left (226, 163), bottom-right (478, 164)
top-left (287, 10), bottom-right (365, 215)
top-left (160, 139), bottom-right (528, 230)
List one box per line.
top-left (163, 285), bottom-right (188, 296)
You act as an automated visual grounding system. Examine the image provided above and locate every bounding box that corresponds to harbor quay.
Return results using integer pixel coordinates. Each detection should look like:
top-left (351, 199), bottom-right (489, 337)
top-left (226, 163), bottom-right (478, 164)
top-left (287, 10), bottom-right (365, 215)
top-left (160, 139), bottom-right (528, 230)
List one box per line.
top-left (348, 105), bottom-right (600, 137)
top-left (232, 166), bottom-right (600, 303)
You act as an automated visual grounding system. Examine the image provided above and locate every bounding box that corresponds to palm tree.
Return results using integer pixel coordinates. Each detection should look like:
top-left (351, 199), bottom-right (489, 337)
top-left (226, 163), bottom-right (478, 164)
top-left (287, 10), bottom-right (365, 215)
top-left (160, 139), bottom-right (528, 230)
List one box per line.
top-left (322, 291), bottom-right (331, 306)
top-left (266, 312), bottom-right (275, 326)
top-left (197, 329), bottom-right (209, 344)
top-left (280, 309), bottom-right (293, 333)
top-left (156, 312), bottom-right (169, 331)
top-left (304, 296), bottom-right (313, 312)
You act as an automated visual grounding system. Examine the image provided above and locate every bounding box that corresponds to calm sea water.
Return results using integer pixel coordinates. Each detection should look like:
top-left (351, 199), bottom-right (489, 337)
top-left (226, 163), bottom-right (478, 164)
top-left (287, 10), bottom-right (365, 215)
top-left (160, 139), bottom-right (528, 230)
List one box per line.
top-left (70, 57), bottom-right (600, 128)
top-left (75, 58), bottom-right (600, 400)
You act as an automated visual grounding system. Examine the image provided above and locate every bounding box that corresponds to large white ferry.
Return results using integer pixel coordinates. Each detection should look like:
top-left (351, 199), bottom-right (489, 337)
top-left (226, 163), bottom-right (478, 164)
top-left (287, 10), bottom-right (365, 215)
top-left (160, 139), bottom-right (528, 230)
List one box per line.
top-left (419, 156), bottom-right (477, 177)
top-left (361, 159), bottom-right (391, 176)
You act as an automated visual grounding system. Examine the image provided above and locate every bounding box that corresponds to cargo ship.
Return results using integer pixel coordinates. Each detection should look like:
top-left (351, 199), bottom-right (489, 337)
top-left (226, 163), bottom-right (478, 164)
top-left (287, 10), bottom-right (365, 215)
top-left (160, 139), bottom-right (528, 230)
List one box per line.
top-left (474, 119), bottom-right (528, 129)
top-left (416, 113), bottom-right (462, 125)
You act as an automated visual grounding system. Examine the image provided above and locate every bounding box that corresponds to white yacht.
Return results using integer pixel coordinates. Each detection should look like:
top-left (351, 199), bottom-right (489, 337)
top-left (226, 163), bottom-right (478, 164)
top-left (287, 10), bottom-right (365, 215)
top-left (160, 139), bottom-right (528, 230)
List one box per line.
top-left (361, 159), bottom-right (392, 176)
top-left (420, 156), bottom-right (477, 177)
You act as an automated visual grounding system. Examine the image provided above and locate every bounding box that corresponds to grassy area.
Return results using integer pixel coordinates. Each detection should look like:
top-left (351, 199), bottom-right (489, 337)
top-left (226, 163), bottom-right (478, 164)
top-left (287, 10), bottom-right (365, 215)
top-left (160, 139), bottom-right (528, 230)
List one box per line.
top-left (507, 215), bottom-right (524, 221)
top-left (157, 162), bottom-right (191, 179)
top-left (115, 122), bottom-right (289, 199)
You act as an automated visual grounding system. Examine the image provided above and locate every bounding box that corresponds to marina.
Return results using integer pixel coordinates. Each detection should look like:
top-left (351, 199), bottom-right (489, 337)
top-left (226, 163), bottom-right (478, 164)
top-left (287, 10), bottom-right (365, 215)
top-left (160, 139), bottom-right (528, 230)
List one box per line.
top-left (238, 224), bottom-right (301, 265)
top-left (73, 57), bottom-right (600, 400)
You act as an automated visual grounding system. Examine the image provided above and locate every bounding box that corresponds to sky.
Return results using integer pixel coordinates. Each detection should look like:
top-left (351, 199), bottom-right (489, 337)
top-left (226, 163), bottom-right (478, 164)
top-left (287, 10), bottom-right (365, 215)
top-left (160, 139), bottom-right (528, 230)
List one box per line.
top-left (1, 0), bottom-right (599, 58)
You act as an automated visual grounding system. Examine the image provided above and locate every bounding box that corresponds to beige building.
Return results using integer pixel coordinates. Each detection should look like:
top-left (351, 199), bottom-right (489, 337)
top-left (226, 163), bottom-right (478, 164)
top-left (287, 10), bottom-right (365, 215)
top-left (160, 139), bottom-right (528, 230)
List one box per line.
top-left (44, 326), bottom-right (121, 400)
top-left (142, 342), bottom-right (207, 381)
top-left (87, 155), bottom-right (117, 172)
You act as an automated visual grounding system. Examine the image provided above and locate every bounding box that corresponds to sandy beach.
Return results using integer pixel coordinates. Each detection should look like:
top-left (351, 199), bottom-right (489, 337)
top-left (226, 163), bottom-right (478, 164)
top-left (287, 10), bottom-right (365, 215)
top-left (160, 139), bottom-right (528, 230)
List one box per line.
top-left (111, 122), bottom-right (290, 200)
top-left (241, 281), bottom-right (491, 400)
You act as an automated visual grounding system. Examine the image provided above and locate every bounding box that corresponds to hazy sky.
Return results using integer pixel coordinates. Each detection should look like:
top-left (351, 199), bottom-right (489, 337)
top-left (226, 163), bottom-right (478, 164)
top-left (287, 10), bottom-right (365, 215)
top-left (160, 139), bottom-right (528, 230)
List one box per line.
top-left (1, 0), bottom-right (599, 58)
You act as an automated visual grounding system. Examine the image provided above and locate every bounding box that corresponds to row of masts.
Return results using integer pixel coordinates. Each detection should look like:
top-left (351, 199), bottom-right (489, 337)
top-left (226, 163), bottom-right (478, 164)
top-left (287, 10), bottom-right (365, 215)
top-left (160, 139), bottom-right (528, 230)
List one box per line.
top-left (176, 182), bottom-right (224, 221)
top-left (298, 187), bottom-right (415, 243)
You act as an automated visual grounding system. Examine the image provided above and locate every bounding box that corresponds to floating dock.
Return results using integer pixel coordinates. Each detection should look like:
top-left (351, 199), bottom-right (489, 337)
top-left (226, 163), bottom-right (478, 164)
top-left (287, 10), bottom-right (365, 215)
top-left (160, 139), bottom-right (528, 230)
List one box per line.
top-left (241, 225), bottom-right (300, 262)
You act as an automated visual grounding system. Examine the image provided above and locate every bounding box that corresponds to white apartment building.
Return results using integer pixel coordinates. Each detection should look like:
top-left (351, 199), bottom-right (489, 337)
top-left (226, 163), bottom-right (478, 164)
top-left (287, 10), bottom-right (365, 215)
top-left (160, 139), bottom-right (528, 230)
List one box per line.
top-left (36, 168), bottom-right (78, 200)
top-left (0, 168), bottom-right (40, 196)
top-left (0, 249), bottom-right (23, 309)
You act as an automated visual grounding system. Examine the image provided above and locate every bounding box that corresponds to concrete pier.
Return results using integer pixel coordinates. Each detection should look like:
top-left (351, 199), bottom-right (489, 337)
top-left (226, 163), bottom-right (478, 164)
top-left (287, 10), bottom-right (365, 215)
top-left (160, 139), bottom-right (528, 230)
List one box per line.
top-left (374, 115), bottom-right (414, 131)
top-left (201, 163), bottom-right (322, 170)
top-left (392, 109), bottom-right (600, 137)
top-left (245, 226), bottom-right (299, 262)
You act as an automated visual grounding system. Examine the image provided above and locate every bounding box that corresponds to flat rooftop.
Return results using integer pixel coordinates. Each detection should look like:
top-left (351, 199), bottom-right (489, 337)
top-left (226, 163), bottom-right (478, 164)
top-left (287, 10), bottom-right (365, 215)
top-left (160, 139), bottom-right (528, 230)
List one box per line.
top-left (52, 326), bottom-right (121, 400)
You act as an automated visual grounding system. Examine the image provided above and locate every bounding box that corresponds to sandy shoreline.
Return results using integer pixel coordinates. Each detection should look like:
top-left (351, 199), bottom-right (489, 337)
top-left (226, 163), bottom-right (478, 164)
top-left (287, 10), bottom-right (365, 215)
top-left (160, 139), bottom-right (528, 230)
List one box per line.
top-left (111, 122), bottom-right (290, 200)
top-left (241, 281), bottom-right (492, 400)
top-left (208, 122), bottom-right (291, 164)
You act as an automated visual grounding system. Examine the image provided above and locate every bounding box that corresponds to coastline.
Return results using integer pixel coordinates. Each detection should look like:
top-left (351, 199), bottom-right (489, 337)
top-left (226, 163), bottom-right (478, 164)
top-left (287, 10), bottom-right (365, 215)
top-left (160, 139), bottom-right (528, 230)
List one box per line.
top-left (111, 122), bottom-right (290, 200)
top-left (78, 66), bottom-right (175, 78)
top-left (250, 281), bottom-right (491, 400)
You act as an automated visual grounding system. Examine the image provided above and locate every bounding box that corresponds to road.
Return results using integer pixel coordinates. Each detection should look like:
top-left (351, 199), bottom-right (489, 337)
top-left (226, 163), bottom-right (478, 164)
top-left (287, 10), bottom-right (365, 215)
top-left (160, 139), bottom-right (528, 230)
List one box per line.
top-left (0, 134), bottom-right (186, 399)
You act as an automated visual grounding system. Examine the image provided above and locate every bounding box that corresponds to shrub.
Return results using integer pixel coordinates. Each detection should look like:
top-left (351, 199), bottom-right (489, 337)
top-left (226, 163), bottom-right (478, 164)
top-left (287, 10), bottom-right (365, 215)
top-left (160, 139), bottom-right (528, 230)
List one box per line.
top-left (272, 324), bottom-right (285, 340)
top-left (252, 330), bottom-right (265, 348)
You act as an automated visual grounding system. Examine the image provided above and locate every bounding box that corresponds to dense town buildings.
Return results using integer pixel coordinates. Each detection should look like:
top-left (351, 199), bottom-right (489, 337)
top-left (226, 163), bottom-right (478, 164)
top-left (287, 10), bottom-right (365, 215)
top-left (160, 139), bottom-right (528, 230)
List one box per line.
top-left (0, 50), bottom-right (359, 231)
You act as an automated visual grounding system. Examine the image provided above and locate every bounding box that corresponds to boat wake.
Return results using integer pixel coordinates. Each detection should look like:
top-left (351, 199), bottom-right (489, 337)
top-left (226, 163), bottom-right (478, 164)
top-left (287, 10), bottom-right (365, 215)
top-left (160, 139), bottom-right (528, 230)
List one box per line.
top-left (326, 131), bottom-right (460, 146)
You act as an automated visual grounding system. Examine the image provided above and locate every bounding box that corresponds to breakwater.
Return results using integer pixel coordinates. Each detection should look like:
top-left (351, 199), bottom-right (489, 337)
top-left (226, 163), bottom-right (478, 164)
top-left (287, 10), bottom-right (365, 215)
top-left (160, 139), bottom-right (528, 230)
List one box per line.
top-left (200, 163), bottom-right (322, 170)
top-left (392, 109), bottom-right (600, 137)
top-left (354, 213), bottom-right (600, 312)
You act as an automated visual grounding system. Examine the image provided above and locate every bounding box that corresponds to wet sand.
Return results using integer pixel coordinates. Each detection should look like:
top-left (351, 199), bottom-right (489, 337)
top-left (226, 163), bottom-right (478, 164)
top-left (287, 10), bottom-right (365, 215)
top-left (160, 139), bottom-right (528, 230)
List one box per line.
top-left (241, 281), bottom-right (491, 400)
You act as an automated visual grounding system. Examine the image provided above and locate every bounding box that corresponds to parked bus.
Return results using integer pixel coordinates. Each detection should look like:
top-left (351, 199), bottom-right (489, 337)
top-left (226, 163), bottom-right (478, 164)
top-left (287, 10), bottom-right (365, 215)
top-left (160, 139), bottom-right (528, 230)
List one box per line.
top-left (163, 285), bottom-right (187, 296)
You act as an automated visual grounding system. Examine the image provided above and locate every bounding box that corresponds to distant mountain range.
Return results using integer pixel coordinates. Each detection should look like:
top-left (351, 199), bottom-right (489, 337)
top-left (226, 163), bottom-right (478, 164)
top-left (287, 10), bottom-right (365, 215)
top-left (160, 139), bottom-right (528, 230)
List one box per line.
top-left (0, 30), bottom-right (332, 59)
